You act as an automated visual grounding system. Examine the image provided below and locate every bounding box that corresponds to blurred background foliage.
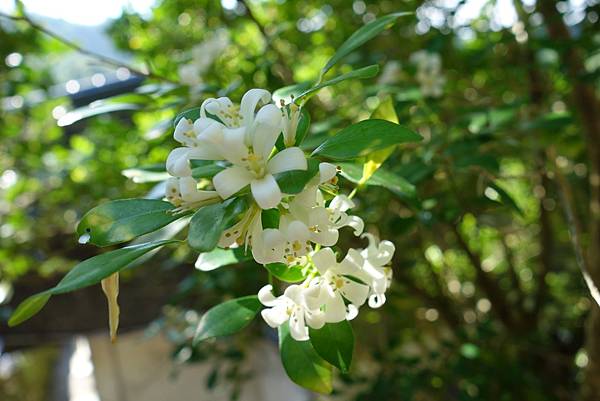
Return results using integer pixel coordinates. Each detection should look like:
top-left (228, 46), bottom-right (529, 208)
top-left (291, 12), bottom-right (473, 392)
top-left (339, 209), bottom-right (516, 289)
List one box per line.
top-left (1, 0), bottom-right (600, 400)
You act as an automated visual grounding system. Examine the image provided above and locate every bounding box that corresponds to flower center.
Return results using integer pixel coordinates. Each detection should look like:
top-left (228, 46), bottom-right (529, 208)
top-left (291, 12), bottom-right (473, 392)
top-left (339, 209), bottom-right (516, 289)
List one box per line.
top-left (242, 149), bottom-right (266, 177)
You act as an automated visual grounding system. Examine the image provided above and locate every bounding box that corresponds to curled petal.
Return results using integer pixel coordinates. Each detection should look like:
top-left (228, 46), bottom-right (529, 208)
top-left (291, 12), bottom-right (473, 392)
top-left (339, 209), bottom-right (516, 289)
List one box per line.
top-left (166, 147), bottom-right (192, 177)
top-left (240, 89), bottom-right (271, 127)
top-left (251, 174), bottom-right (282, 209)
top-left (213, 166), bottom-right (253, 200)
top-left (289, 307), bottom-right (309, 341)
top-left (267, 147), bottom-right (307, 175)
top-left (258, 284), bottom-right (277, 306)
top-left (368, 293), bottom-right (387, 308)
top-left (330, 195), bottom-right (355, 213)
top-left (346, 304), bottom-right (359, 321)
top-left (343, 215), bottom-right (364, 236)
top-left (319, 162), bottom-right (337, 183)
top-left (174, 118), bottom-right (195, 146)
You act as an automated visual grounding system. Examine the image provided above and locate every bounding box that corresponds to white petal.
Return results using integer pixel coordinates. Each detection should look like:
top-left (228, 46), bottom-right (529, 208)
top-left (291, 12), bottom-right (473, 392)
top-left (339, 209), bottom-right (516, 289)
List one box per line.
top-left (251, 174), bottom-right (282, 209)
top-left (330, 195), bottom-right (354, 212)
top-left (166, 147), bottom-right (192, 177)
top-left (283, 285), bottom-right (304, 305)
top-left (255, 228), bottom-right (285, 264)
top-left (311, 248), bottom-right (337, 275)
top-left (368, 293), bottom-right (386, 308)
top-left (289, 307), bottom-right (309, 341)
top-left (339, 215), bottom-right (364, 236)
top-left (319, 162), bottom-right (337, 183)
top-left (165, 177), bottom-right (181, 204)
top-left (174, 118), bottom-right (195, 145)
top-left (261, 305), bottom-right (289, 328)
top-left (305, 310), bottom-right (326, 329)
top-left (285, 220), bottom-right (310, 242)
top-left (255, 104), bottom-right (282, 127)
top-left (221, 127), bottom-right (249, 165)
top-left (323, 293), bottom-right (347, 323)
top-left (258, 284), bottom-right (277, 306)
top-left (180, 177), bottom-right (219, 203)
top-left (240, 89), bottom-right (271, 127)
top-left (346, 304), bottom-right (359, 320)
top-left (340, 280), bottom-right (369, 307)
top-left (267, 147), bottom-right (307, 175)
top-left (213, 166), bottom-right (253, 199)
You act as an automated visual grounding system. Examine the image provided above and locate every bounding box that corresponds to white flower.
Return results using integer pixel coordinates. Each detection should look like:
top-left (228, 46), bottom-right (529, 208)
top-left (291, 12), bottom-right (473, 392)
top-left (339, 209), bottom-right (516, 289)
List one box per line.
top-left (309, 248), bottom-right (370, 323)
top-left (165, 176), bottom-right (220, 211)
top-left (357, 233), bottom-right (395, 308)
top-left (258, 284), bottom-right (325, 341)
top-left (178, 63), bottom-right (203, 87)
top-left (280, 102), bottom-right (301, 147)
top-left (261, 219), bottom-right (313, 266)
top-left (285, 189), bottom-right (364, 248)
top-left (168, 89), bottom-right (308, 209)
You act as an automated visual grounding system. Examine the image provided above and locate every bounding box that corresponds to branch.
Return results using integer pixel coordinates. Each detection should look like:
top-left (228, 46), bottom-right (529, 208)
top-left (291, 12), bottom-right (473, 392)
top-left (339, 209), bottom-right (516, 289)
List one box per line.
top-left (0, 12), bottom-right (178, 84)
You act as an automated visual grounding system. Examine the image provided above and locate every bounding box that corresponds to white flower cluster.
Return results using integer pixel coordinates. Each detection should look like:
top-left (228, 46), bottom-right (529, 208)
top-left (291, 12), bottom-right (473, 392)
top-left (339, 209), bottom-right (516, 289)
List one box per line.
top-left (410, 50), bottom-right (446, 98)
top-left (178, 30), bottom-right (230, 88)
top-left (165, 88), bottom-right (396, 341)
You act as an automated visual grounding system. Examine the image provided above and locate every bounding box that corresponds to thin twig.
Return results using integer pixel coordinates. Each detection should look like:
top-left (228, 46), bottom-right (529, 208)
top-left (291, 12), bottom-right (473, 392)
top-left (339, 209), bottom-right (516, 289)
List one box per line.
top-left (0, 12), bottom-right (178, 84)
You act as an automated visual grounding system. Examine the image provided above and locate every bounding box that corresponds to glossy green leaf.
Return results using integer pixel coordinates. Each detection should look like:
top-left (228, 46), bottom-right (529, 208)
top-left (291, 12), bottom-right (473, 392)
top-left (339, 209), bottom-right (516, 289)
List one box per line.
top-left (309, 321), bottom-right (354, 373)
top-left (278, 324), bottom-right (333, 394)
top-left (77, 199), bottom-right (180, 247)
top-left (297, 65), bottom-right (379, 103)
top-left (193, 295), bottom-right (261, 344)
top-left (188, 198), bottom-right (246, 252)
top-left (195, 247), bottom-right (250, 271)
top-left (264, 263), bottom-right (306, 283)
top-left (57, 103), bottom-right (141, 127)
top-left (273, 81), bottom-right (313, 103)
top-left (321, 12), bottom-right (412, 75)
top-left (313, 119), bottom-right (421, 160)
top-left (8, 240), bottom-right (177, 326)
top-left (190, 160), bottom-right (226, 180)
top-left (275, 158), bottom-right (320, 194)
top-left (261, 208), bottom-right (280, 229)
top-left (339, 163), bottom-right (416, 199)
top-left (173, 107), bottom-right (200, 128)
top-left (489, 182), bottom-right (524, 216)
top-left (295, 108), bottom-right (311, 146)
top-left (8, 293), bottom-right (51, 327)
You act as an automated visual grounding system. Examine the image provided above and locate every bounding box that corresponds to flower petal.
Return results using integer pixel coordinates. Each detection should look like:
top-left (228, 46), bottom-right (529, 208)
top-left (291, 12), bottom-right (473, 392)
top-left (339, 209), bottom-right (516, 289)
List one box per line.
top-left (240, 89), bottom-right (271, 127)
top-left (311, 247), bottom-right (337, 275)
top-left (319, 162), bottom-right (337, 183)
top-left (323, 293), bottom-right (347, 323)
top-left (340, 280), bottom-right (369, 307)
top-left (174, 118), bottom-right (195, 146)
top-left (258, 284), bottom-right (277, 306)
top-left (267, 147), bottom-right (307, 175)
top-left (166, 147), bottom-right (192, 177)
top-left (368, 293), bottom-right (386, 308)
top-left (213, 165), bottom-right (253, 199)
top-left (330, 195), bottom-right (355, 212)
top-left (251, 174), bottom-right (282, 209)
top-left (289, 307), bottom-right (309, 341)
top-left (261, 305), bottom-right (289, 328)
top-left (220, 127), bottom-right (249, 165)
top-left (179, 176), bottom-right (219, 203)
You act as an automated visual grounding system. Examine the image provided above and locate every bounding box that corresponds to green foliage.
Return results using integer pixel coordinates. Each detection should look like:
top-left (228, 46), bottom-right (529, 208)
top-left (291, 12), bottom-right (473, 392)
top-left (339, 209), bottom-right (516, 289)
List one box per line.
top-left (312, 119), bottom-right (421, 160)
top-left (275, 158), bottom-right (320, 194)
top-left (263, 263), bottom-right (306, 283)
top-left (188, 198), bottom-right (246, 252)
top-left (76, 199), bottom-right (180, 246)
top-left (279, 324), bottom-right (333, 394)
top-left (309, 321), bottom-right (354, 373)
top-left (193, 295), bottom-right (262, 345)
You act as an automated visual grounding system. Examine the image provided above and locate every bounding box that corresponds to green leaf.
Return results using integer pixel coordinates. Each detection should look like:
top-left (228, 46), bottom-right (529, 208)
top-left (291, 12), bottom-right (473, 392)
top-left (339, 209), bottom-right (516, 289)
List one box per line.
top-left (193, 295), bottom-right (261, 344)
top-left (190, 160), bottom-right (226, 180)
top-left (339, 163), bottom-right (416, 199)
top-left (77, 199), bottom-right (180, 247)
top-left (53, 240), bottom-right (178, 295)
top-left (8, 240), bottom-right (177, 326)
top-left (195, 247), bottom-right (250, 271)
top-left (8, 293), bottom-right (51, 327)
top-left (309, 321), bottom-right (354, 373)
top-left (273, 81), bottom-right (313, 103)
top-left (261, 208), bottom-right (280, 229)
top-left (173, 107), bottom-right (200, 128)
top-left (312, 119), bottom-right (421, 160)
top-left (488, 182), bottom-right (524, 216)
top-left (264, 263), bottom-right (306, 283)
top-left (57, 103), bottom-right (141, 127)
top-left (122, 166), bottom-right (170, 183)
top-left (278, 324), bottom-right (333, 394)
top-left (297, 65), bottom-right (379, 103)
top-left (188, 198), bottom-right (246, 252)
top-left (275, 158), bottom-right (320, 194)
top-left (295, 108), bottom-right (311, 146)
top-left (321, 12), bottom-right (412, 75)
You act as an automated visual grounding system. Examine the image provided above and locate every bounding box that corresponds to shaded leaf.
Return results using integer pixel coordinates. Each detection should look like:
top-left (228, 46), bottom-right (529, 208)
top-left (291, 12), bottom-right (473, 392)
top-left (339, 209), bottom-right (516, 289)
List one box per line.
top-left (309, 321), bottom-right (354, 373)
top-left (193, 296), bottom-right (261, 344)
